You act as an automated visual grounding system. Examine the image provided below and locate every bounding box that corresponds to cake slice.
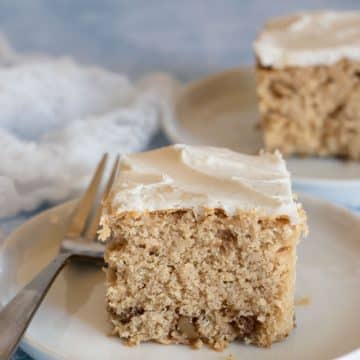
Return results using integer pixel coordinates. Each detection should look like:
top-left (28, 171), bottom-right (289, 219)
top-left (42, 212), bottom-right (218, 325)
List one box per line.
top-left (99, 144), bottom-right (307, 350)
top-left (254, 11), bottom-right (360, 159)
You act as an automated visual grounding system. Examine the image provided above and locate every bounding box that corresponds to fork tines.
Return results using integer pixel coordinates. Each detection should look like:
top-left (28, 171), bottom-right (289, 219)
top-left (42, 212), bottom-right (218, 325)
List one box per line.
top-left (66, 154), bottom-right (120, 241)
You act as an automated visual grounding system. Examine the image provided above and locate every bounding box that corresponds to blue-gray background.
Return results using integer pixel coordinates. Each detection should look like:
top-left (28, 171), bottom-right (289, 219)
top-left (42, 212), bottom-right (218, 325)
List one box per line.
top-left (1, 1), bottom-right (357, 359)
top-left (1, 0), bottom-right (358, 81)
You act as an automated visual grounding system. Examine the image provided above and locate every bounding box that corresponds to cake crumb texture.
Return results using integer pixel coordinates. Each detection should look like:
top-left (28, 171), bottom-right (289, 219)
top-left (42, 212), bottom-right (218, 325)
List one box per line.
top-left (257, 59), bottom-right (360, 159)
top-left (103, 205), bottom-right (306, 350)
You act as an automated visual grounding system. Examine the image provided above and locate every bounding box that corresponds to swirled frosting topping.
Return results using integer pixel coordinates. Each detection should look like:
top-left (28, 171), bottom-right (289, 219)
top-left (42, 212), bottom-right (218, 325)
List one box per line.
top-left (112, 144), bottom-right (298, 222)
top-left (254, 11), bottom-right (360, 68)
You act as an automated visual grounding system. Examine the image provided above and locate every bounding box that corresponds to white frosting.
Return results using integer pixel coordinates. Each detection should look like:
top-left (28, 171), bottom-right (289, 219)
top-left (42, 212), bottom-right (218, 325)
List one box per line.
top-left (111, 144), bottom-right (299, 223)
top-left (254, 11), bottom-right (360, 68)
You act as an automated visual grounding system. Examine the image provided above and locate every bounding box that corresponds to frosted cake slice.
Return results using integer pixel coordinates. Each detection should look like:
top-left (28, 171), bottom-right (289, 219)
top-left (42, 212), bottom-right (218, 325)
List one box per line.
top-left (99, 144), bottom-right (307, 350)
top-left (254, 11), bottom-right (360, 159)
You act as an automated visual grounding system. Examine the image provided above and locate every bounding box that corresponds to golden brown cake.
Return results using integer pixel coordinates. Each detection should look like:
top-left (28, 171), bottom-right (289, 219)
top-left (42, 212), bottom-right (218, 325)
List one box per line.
top-left (99, 144), bottom-right (307, 350)
top-left (254, 11), bottom-right (360, 159)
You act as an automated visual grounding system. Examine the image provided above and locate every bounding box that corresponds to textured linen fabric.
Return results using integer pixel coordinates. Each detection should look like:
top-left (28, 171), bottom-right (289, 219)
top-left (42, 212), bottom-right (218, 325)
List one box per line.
top-left (0, 36), bottom-right (177, 219)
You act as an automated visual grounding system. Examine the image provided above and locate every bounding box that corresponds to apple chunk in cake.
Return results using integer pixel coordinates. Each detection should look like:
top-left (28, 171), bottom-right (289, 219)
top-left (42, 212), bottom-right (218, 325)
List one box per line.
top-left (99, 144), bottom-right (307, 350)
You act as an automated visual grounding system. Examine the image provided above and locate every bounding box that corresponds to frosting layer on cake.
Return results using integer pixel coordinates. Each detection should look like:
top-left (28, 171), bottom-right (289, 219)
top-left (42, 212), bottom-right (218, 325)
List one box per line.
top-left (111, 144), bottom-right (299, 223)
top-left (254, 11), bottom-right (360, 68)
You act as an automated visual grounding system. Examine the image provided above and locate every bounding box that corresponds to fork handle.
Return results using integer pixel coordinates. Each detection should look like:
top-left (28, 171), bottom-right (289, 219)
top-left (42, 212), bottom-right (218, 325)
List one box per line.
top-left (0, 252), bottom-right (71, 360)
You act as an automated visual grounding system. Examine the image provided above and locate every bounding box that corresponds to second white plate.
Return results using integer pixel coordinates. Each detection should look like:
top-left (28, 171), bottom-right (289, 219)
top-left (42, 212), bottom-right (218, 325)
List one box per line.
top-left (162, 68), bottom-right (360, 208)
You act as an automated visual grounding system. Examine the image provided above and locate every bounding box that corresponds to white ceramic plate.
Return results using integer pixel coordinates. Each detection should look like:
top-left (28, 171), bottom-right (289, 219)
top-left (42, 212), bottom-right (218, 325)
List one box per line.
top-left (1, 195), bottom-right (360, 360)
top-left (162, 68), bottom-right (360, 209)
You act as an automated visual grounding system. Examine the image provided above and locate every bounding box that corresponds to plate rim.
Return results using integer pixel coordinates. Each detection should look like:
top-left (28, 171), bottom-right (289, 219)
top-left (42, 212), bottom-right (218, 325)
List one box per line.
top-left (162, 66), bottom-right (360, 186)
top-left (0, 200), bottom-right (75, 360)
top-left (1, 195), bottom-right (360, 360)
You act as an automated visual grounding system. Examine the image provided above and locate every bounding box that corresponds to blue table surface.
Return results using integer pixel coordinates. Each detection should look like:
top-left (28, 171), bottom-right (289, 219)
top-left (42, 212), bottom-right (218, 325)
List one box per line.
top-left (2, 0), bottom-right (358, 359)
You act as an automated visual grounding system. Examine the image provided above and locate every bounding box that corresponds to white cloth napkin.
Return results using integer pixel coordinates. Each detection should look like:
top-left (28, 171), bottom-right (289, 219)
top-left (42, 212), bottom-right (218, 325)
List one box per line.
top-left (0, 34), bottom-right (178, 218)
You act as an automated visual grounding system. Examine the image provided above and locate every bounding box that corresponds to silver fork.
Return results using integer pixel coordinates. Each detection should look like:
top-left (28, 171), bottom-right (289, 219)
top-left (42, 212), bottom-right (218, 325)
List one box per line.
top-left (0, 154), bottom-right (119, 360)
